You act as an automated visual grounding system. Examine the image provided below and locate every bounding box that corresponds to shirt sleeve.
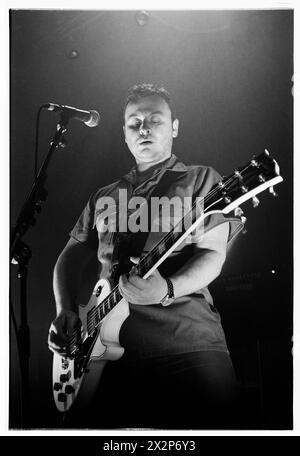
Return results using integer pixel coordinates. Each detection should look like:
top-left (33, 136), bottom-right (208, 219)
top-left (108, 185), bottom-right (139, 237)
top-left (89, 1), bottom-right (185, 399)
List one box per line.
top-left (69, 192), bottom-right (99, 250)
top-left (191, 166), bottom-right (244, 244)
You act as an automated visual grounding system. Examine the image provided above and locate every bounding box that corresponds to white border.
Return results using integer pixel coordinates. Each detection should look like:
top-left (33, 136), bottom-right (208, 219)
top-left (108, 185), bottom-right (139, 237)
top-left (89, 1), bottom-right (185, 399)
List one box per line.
top-left (2, 0), bottom-right (298, 437)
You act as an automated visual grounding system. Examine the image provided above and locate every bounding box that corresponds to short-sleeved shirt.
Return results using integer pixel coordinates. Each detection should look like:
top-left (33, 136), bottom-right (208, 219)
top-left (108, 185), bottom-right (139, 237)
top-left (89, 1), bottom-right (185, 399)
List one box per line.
top-left (70, 154), bottom-right (244, 360)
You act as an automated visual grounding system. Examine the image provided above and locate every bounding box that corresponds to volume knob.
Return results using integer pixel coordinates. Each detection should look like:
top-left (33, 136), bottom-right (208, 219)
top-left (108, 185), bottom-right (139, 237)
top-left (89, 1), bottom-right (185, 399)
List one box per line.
top-left (53, 382), bottom-right (62, 391)
top-left (60, 370), bottom-right (71, 383)
top-left (65, 385), bottom-right (75, 395)
top-left (57, 392), bottom-right (67, 402)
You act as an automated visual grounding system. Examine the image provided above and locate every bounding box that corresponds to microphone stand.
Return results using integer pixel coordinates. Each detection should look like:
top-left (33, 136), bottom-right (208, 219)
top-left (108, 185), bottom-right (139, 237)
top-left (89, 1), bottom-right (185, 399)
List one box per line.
top-left (10, 115), bottom-right (69, 428)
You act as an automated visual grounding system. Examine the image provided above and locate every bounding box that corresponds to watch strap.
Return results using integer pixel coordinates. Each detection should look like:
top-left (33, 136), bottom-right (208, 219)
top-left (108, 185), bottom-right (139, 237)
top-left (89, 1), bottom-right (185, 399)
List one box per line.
top-left (165, 277), bottom-right (174, 298)
top-left (160, 278), bottom-right (175, 306)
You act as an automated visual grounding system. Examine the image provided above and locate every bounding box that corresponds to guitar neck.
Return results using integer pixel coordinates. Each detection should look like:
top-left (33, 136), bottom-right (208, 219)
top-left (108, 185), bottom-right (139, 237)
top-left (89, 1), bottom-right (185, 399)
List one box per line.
top-left (137, 202), bottom-right (206, 279)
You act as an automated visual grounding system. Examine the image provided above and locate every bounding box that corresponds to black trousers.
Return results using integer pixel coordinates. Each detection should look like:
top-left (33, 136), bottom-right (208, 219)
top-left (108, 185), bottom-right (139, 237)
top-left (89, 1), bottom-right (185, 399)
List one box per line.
top-left (67, 350), bottom-right (240, 430)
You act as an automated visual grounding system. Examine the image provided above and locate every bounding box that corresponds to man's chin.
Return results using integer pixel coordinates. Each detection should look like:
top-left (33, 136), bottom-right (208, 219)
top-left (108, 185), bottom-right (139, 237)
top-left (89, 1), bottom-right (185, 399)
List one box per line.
top-left (135, 151), bottom-right (171, 167)
top-left (136, 150), bottom-right (159, 161)
top-left (138, 145), bottom-right (155, 154)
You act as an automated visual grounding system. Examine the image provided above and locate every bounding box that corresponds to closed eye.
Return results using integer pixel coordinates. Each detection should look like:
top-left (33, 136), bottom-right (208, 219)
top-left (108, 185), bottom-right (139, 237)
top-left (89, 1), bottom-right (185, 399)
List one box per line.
top-left (128, 123), bottom-right (141, 130)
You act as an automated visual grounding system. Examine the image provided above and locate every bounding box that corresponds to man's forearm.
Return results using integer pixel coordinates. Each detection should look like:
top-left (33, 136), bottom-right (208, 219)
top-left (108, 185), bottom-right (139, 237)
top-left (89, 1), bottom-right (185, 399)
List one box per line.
top-left (169, 249), bottom-right (225, 299)
top-left (53, 238), bottom-right (97, 314)
top-left (53, 254), bottom-right (82, 314)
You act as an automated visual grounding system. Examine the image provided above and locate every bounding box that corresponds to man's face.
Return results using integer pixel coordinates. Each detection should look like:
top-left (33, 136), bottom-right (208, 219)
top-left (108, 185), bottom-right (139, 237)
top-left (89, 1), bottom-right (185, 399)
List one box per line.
top-left (123, 95), bottom-right (179, 170)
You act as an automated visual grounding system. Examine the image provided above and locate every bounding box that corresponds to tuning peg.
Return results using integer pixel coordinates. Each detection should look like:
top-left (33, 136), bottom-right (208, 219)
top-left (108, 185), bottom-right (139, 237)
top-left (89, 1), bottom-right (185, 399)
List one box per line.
top-left (251, 159), bottom-right (259, 167)
top-left (234, 207), bottom-right (244, 217)
top-left (252, 196), bottom-right (260, 208)
top-left (234, 207), bottom-right (247, 224)
top-left (269, 186), bottom-right (278, 197)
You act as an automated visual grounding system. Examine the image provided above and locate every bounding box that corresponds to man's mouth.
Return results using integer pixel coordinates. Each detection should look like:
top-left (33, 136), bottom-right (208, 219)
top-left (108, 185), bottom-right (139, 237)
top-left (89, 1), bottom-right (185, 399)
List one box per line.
top-left (139, 140), bottom-right (153, 145)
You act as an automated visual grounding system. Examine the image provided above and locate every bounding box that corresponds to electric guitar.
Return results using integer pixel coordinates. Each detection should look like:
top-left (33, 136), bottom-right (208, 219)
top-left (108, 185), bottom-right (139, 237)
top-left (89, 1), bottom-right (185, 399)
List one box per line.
top-left (52, 149), bottom-right (283, 412)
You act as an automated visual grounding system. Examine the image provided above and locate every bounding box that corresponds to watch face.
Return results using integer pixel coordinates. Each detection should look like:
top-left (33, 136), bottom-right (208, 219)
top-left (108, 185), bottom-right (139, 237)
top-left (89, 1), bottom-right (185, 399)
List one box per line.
top-left (161, 295), bottom-right (174, 306)
top-left (160, 295), bottom-right (168, 306)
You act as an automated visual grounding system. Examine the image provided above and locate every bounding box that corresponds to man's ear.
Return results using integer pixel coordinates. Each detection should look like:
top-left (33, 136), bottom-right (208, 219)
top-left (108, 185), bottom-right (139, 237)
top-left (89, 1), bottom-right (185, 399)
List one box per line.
top-left (172, 119), bottom-right (179, 138)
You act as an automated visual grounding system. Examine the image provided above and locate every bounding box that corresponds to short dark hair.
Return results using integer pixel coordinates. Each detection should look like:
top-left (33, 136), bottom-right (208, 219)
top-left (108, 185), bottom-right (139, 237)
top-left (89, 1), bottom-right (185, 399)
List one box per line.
top-left (123, 83), bottom-right (176, 120)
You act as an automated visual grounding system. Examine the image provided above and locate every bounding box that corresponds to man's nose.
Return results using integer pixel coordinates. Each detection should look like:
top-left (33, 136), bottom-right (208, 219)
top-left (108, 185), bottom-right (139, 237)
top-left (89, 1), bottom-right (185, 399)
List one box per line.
top-left (139, 121), bottom-right (151, 136)
top-left (140, 128), bottom-right (151, 136)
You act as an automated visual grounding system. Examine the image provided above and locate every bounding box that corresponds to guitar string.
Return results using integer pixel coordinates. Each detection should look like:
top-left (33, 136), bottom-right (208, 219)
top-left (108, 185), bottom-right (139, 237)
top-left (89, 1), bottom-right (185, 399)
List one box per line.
top-left (66, 160), bottom-right (267, 351)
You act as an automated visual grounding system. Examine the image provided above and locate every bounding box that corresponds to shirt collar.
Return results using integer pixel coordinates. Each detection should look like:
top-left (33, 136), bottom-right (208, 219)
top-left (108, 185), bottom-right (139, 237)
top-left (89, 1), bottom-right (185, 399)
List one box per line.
top-left (121, 154), bottom-right (187, 185)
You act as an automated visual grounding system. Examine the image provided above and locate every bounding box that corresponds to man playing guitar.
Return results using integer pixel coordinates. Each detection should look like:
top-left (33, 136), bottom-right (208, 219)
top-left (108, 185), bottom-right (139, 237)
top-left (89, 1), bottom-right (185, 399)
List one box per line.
top-left (48, 83), bottom-right (246, 429)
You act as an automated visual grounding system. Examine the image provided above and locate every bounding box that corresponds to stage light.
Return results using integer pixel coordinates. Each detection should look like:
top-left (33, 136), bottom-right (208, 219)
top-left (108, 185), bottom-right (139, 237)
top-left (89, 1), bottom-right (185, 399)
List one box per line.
top-left (69, 50), bottom-right (79, 59)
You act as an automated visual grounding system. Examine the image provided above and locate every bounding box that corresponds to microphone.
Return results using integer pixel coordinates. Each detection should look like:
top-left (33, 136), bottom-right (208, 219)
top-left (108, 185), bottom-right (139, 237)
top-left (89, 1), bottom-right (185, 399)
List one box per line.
top-left (42, 103), bottom-right (100, 127)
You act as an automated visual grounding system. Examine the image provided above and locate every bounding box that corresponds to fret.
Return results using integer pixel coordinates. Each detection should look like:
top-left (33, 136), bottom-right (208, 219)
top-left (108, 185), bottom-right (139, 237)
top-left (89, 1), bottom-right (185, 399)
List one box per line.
top-left (103, 298), bottom-right (110, 314)
top-left (87, 318), bottom-right (95, 336)
top-left (157, 242), bottom-right (167, 256)
top-left (103, 300), bottom-right (108, 317)
top-left (138, 256), bottom-right (151, 276)
top-left (94, 308), bottom-right (100, 325)
top-left (76, 324), bottom-right (81, 345)
top-left (99, 304), bottom-right (104, 321)
top-left (174, 228), bottom-right (184, 242)
top-left (96, 306), bottom-right (102, 323)
top-left (113, 287), bottom-right (122, 303)
top-left (164, 231), bottom-right (175, 247)
top-left (148, 248), bottom-right (160, 265)
top-left (101, 300), bottom-right (108, 317)
top-left (87, 307), bottom-right (96, 333)
top-left (137, 229), bottom-right (184, 276)
top-left (108, 294), bottom-right (115, 311)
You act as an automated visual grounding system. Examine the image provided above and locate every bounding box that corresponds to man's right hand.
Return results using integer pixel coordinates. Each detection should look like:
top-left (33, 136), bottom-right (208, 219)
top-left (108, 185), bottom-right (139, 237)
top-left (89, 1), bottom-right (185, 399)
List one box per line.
top-left (48, 309), bottom-right (81, 356)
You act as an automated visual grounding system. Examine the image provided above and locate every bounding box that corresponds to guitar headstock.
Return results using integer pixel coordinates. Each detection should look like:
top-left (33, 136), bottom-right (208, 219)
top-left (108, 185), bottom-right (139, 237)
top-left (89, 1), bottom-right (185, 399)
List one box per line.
top-left (209, 150), bottom-right (283, 214)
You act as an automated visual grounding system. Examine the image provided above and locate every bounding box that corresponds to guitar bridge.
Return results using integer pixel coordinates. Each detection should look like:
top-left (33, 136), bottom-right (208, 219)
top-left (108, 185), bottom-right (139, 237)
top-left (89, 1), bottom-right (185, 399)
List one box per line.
top-left (61, 358), bottom-right (70, 370)
top-left (73, 331), bottom-right (99, 379)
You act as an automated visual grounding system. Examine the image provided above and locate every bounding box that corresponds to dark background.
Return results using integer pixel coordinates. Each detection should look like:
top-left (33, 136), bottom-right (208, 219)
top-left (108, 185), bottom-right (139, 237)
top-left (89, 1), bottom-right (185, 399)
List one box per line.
top-left (10, 10), bottom-right (293, 429)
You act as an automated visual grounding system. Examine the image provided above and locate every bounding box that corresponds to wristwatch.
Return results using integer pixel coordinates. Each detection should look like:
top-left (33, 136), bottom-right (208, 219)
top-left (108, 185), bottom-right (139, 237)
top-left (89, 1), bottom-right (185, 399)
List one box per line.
top-left (160, 278), bottom-right (175, 307)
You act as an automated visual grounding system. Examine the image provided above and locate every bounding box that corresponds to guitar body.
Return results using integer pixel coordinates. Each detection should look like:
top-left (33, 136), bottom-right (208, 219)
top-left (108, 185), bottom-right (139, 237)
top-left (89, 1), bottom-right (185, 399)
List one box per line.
top-left (52, 279), bottom-right (129, 412)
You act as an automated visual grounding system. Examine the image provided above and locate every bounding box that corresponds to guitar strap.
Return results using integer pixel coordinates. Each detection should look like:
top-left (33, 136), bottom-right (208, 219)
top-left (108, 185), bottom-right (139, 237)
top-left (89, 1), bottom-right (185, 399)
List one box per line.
top-left (111, 169), bottom-right (180, 285)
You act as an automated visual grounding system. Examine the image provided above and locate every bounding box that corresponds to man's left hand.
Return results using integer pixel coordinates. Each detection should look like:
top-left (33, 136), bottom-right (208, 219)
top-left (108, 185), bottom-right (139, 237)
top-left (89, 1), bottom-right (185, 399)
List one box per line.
top-left (118, 257), bottom-right (168, 305)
